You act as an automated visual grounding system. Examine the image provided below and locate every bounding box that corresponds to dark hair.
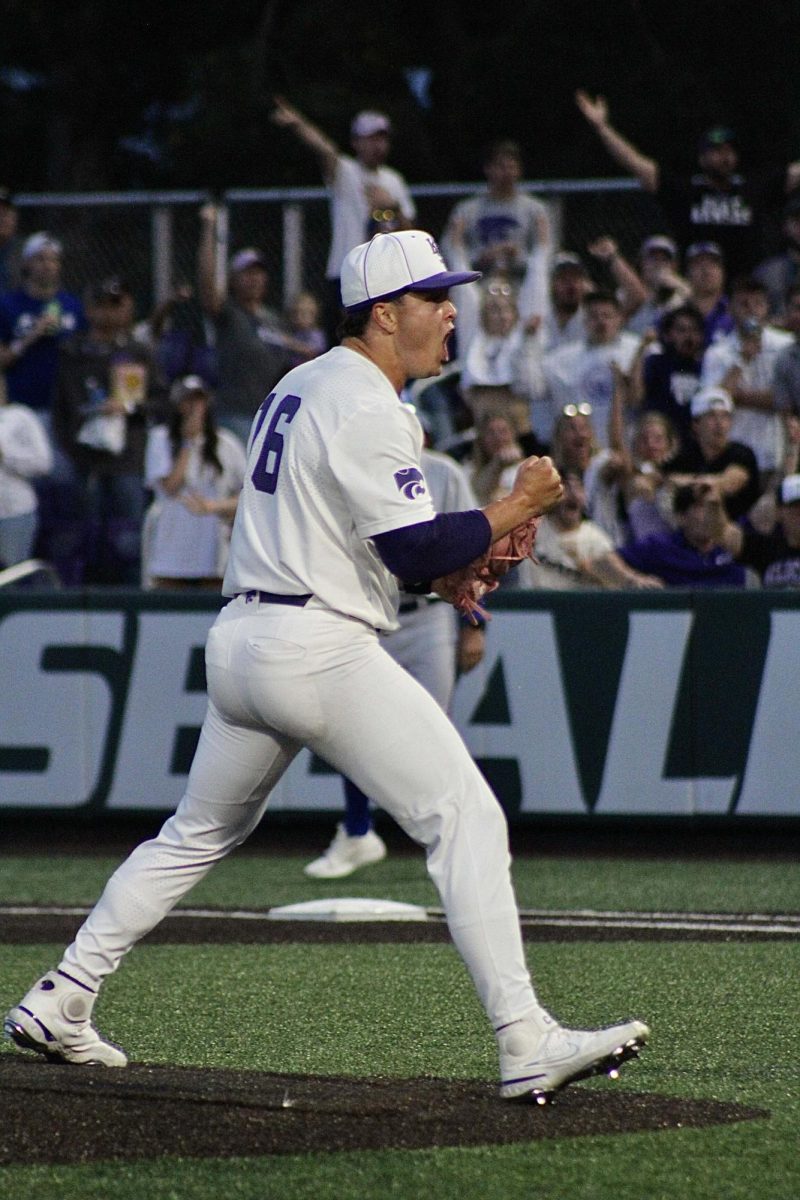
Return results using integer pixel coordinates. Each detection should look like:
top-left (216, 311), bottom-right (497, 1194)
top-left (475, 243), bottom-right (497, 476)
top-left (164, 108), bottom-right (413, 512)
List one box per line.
top-left (484, 139), bottom-right (522, 166)
top-left (673, 484), bottom-right (701, 515)
top-left (336, 306), bottom-right (372, 340)
top-left (168, 398), bottom-right (223, 475)
top-left (729, 275), bottom-right (768, 298)
top-left (786, 282), bottom-right (800, 304)
top-left (583, 288), bottom-right (621, 310)
top-left (659, 303), bottom-right (705, 338)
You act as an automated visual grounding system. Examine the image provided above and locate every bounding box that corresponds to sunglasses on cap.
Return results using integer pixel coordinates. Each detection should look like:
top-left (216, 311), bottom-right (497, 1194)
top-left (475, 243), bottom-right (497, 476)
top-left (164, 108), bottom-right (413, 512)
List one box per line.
top-left (562, 402), bottom-right (592, 417)
top-left (486, 282), bottom-right (513, 297)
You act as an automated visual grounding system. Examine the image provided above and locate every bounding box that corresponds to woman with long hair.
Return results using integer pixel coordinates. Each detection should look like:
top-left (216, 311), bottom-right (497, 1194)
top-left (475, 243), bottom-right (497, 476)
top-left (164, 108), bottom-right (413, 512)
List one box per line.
top-left (142, 375), bottom-right (246, 589)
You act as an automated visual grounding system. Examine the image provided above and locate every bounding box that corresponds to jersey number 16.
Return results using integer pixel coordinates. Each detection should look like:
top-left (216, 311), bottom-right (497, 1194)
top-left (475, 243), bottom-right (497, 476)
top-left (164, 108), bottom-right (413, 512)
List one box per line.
top-left (250, 392), bottom-right (302, 494)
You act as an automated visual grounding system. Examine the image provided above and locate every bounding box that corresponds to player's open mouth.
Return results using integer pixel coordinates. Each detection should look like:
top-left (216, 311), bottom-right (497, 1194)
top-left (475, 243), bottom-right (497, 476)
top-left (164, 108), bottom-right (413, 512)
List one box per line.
top-left (441, 333), bottom-right (452, 362)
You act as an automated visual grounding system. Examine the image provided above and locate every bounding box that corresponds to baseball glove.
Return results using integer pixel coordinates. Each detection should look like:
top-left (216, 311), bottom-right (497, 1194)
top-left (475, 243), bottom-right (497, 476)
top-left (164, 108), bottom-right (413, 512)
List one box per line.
top-left (434, 516), bottom-right (540, 624)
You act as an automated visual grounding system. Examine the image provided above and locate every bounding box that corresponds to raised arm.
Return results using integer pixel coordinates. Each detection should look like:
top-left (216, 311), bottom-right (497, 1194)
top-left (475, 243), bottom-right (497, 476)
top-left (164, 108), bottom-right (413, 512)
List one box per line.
top-left (628, 330), bottom-right (659, 408)
top-left (701, 480), bottom-right (744, 556)
top-left (608, 362), bottom-right (633, 459)
top-left (575, 91), bottom-right (660, 193)
top-left (516, 212), bottom-right (552, 324)
top-left (197, 203), bottom-right (225, 318)
top-left (271, 95), bottom-right (340, 182)
top-left (587, 236), bottom-right (648, 316)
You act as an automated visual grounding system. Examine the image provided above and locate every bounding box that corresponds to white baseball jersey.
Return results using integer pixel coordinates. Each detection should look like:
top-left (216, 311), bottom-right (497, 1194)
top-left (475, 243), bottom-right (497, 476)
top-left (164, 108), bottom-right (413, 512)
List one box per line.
top-left (222, 346), bottom-right (436, 630)
top-left (701, 325), bottom-right (794, 471)
top-left (539, 332), bottom-right (640, 446)
top-left (326, 156), bottom-right (416, 278)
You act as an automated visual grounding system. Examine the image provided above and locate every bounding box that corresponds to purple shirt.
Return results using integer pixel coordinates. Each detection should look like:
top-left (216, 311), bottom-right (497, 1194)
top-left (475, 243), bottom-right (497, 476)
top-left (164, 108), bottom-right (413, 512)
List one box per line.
top-left (0, 288), bottom-right (86, 410)
top-left (619, 529), bottom-right (745, 588)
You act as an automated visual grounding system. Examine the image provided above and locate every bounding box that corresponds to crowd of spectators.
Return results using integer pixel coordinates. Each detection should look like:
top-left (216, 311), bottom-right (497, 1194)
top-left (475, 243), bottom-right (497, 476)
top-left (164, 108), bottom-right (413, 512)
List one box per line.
top-left (3, 93), bottom-right (800, 594)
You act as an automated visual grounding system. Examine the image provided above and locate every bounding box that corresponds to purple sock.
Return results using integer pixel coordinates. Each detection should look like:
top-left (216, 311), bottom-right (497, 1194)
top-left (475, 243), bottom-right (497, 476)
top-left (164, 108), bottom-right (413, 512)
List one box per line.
top-left (343, 778), bottom-right (372, 836)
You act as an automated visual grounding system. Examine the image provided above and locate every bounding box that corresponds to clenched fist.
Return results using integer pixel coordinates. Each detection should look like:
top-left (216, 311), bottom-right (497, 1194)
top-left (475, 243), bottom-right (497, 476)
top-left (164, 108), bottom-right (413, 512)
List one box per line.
top-left (512, 456), bottom-right (563, 517)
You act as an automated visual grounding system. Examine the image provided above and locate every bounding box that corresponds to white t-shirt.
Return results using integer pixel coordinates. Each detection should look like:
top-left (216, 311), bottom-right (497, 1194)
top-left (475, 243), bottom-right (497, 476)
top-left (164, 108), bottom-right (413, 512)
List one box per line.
top-left (223, 346), bottom-right (437, 631)
top-left (443, 191), bottom-right (548, 273)
top-left (526, 515), bottom-right (614, 590)
top-left (144, 426), bottom-right (246, 580)
top-left (326, 156), bottom-right (416, 279)
top-left (538, 307), bottom-right (586, 354)
top-left (538, 332), bottom-right (640, 446)
top-left (0, 403), bottom-right (52, 519)
top-left (701, 326), bottom-right (794, 470)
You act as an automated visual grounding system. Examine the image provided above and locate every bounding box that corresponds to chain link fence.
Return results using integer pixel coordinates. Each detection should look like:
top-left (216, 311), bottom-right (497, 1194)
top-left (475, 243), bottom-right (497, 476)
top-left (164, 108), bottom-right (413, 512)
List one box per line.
top-left (13, 178), bottom-right (665, 321)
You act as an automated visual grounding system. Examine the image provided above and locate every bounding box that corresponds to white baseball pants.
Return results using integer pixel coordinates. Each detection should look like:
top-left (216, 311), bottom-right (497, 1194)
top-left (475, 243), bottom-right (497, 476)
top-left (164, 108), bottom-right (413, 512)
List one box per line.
top-left (62, 594), bottom-right (541, 1029)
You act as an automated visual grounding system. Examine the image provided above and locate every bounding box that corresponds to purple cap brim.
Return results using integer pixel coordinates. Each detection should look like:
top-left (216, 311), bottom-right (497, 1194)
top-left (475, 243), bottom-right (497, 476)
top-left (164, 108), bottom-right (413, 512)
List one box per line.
top-left (345, 269), bottom-right (481, 311)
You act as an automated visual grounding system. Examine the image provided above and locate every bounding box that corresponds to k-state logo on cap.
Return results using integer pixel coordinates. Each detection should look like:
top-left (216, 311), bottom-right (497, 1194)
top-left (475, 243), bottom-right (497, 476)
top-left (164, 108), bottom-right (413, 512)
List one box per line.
top-left (426, 235), bottom-right (444, 263)
top-left (394, 466), bottom-right (427, 499)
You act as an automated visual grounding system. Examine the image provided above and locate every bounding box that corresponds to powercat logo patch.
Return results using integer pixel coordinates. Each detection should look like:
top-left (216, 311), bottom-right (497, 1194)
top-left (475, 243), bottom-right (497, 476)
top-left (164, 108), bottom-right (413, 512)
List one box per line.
top-left (393, 466), bottom-right (427, 499)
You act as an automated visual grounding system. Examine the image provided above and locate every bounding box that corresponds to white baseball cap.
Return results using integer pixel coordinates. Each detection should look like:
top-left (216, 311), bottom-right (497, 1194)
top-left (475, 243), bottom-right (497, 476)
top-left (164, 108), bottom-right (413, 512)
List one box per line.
top-left (22, 231), bottom-right (62, 260)
top-left (351, 110), bottom-right (391, 139)
top-left (229, 247), bottom-right (267, 273)
top-left (778, 474), bottom-right (800, 505)
top-left (691, 386), bottom-right (734, 417)
top-left (170, 374), bottom-right (211, 403)
top-left (551, 251), bottom-right (587, 275)
top-left (340, 230), bottom-right (481, 311)
top-left (641, 235), bottom-right (678, 259)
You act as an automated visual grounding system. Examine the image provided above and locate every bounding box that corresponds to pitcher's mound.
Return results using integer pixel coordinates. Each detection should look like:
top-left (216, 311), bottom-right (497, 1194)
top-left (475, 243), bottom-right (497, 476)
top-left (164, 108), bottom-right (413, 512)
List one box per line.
top-left (0, 1056), bottom-right (768, 1165)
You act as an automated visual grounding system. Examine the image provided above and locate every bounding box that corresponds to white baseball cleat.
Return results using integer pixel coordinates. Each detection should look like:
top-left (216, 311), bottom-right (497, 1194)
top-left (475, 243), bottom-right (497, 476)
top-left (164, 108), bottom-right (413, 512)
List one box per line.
top-left (498, 1016), bottom-right (649, 1103)
top-left (303, 824), bottom-right (387, 879)
top-left (4, 969), bottom-right (127, 1067)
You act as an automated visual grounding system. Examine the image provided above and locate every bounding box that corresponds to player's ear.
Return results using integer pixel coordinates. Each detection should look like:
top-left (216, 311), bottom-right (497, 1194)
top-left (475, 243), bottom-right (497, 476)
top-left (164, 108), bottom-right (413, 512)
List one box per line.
top-left (371, 299), bottom-right (399, 334)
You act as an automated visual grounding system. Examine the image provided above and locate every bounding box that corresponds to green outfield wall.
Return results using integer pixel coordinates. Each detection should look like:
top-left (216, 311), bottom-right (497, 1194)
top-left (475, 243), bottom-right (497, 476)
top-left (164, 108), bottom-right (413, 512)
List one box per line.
top-left (1, 590), bottom-right (798, 818)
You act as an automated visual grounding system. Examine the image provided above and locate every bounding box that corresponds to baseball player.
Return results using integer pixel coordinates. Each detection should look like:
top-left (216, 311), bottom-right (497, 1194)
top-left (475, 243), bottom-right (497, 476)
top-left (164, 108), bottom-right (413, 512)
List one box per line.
top-left (304, 445), bottom-right (486, 878)
top-left (5, 230), bottom-right (649, 1104)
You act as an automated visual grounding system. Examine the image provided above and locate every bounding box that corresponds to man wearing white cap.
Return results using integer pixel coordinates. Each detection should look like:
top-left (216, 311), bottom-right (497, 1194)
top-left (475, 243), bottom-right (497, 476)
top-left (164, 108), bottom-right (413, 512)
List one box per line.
top-left (271, 96), bottom-right (416, 338)
top-left (0, 232), bottom-right (85, 573)
top-left (664, 385), bottom-right (761, 520)
top-left (626, 234), bottom-right (692, 336)
top-left (197, 205), bottom-right (293, 444)
top-left (0, 232), bottom-right (84, 413)
top-left (699, 276), bottom-right (793, 485)
top-left (6, 229), bottom-right (649, 1106)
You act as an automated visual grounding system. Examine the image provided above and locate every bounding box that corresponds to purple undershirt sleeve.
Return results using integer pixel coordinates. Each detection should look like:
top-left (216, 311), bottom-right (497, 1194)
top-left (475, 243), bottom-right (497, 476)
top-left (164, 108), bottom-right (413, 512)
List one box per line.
top-left (372, 510), bottom-right (492, 585)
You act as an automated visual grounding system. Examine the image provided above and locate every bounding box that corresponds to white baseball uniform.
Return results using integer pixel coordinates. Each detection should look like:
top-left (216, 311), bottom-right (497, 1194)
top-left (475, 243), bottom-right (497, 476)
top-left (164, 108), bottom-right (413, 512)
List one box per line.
top-left (59, 345), bottom-right (543, 1032)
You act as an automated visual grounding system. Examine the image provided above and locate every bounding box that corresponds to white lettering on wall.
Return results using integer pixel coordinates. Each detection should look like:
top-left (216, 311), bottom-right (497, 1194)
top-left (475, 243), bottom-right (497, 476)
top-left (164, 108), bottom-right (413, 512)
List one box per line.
top-left (738, 611), bottom-right (800, 814)
top-left (595, 611), bottom-right (737, 814)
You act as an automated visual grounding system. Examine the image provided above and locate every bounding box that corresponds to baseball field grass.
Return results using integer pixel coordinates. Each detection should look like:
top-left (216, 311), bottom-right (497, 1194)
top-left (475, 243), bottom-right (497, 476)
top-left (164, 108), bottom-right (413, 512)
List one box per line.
top-left (1, 831), bottom-right (799, 1200)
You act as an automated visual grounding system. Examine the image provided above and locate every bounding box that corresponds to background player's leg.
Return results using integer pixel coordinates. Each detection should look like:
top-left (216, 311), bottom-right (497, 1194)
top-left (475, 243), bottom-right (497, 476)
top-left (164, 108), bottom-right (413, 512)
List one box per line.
top-left (387, 601), bottom-right (458, 712)
top-left (305, 601), bottom-right (458, 879)
top-left (342, 778), bottom-right (371, 834)
top-left (302, 774), bottom-right (387, 879)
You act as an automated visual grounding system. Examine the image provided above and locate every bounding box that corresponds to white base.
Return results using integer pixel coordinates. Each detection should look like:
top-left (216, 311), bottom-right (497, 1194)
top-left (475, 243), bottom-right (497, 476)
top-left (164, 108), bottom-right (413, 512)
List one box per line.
top-left (268, 898), bottom-right (429, 923)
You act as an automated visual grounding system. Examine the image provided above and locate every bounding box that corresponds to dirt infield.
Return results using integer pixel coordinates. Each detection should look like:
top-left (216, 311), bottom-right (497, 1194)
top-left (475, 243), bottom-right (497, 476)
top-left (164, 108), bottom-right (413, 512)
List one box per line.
top-left (0, 908), bottom-right (775, 1164)
top-left (0, 1055), bottom-right (768, 1165)
top-left (2, 909), bottom-right (797, 945)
